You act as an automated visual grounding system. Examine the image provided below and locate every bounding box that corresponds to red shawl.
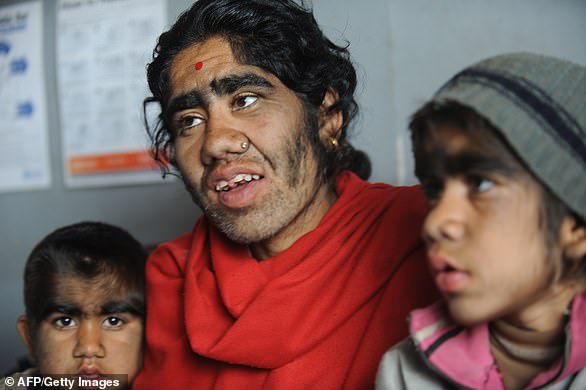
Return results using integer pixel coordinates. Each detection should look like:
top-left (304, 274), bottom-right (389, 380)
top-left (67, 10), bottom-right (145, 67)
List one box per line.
top-left (134, 172), bottom-right (438, 389)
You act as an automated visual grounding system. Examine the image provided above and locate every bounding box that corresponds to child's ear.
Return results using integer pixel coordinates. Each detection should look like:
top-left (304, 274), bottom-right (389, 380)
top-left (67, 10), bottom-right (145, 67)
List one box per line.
top-left (16, 314), bottom-right (34, 358)
top-left (318, 89), bottom-right (343, 148)
top-left (560, 215), bottom-right (586, 260)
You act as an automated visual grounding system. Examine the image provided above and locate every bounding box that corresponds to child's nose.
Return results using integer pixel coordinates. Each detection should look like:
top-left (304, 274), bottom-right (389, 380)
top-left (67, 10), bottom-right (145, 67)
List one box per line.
top-left (74, 321), bottom-right (105, 358)
top-left (423, 182), bottom-right (468, 245)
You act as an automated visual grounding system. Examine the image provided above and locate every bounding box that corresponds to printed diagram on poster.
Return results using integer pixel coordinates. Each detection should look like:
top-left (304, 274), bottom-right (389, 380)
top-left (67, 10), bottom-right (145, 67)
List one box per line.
top-left (0, 1), bottom-right (51, 193)
top-left (57, 0), bottom-right (167, 188)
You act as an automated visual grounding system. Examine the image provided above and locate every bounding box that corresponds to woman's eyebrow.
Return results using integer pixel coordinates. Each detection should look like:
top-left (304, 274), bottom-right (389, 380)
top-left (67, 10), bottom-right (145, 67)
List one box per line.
top-left (210, 73), bottom-right (273, 96)
top-left (165, 73), bottom-right (273, 122)
top-left (166, 89), bottom-right (206, 121)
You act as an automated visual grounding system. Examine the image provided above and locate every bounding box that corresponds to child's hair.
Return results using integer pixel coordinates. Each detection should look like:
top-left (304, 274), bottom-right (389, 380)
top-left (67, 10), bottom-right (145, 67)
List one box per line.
top-left (408, 52), bottom-right (586, 283)
top-left (23, 221), bottom-right (148, 333)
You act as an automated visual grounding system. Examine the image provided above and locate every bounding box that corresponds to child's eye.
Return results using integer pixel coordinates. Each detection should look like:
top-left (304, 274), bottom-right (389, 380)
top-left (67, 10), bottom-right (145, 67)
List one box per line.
top-left (233, 95), bottom-right (258, 110)
top-left (53, 316), bottom-right (76, 329)
top-left (467, 174), bottom-right (495, 193)
top-left (102, 316), bottom-right (124, 329)
top-left (421, 179), bottom-right (443, 203)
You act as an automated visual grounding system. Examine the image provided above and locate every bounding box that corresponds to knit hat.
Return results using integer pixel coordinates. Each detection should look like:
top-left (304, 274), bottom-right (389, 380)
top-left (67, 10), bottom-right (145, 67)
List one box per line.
top-left (431, 52), bottom-right (586, 221)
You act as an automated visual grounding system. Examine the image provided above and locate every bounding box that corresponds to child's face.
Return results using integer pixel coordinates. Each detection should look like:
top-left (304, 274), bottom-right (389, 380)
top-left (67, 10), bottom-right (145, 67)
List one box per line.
top-left (415, 124), bottom-right (555, 326)
top-left (30, 275), bottom-right (143, 385)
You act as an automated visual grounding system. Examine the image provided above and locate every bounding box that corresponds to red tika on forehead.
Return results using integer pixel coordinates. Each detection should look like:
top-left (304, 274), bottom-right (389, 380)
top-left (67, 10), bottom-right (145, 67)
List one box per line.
top-left (195, 61), bottom-right (203, 70)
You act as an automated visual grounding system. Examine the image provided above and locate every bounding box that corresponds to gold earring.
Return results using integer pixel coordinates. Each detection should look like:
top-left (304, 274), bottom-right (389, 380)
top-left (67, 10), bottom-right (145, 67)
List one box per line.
top-left (330, 137), bottom-right (339, 150)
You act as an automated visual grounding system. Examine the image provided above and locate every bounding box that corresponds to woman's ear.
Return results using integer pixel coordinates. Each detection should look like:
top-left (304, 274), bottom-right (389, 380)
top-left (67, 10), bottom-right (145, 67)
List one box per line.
top-left (318, 89), bottom-right (343, 147)
top-left (560, 215), bottom-right (586, 260)
top-left (16, 314), bottom-right (35, 358)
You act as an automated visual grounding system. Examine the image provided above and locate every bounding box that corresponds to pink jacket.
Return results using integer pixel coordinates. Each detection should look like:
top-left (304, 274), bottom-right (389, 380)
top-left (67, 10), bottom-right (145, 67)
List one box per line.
top-left (377, 292), bottom-right (586, 389)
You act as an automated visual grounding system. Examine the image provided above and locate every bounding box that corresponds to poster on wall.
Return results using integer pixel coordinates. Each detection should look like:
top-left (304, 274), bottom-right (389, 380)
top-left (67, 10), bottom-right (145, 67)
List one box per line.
top-left (57, 0), bottom-right (167, 188)
top-left (0, 1), bottom-right (51, 193)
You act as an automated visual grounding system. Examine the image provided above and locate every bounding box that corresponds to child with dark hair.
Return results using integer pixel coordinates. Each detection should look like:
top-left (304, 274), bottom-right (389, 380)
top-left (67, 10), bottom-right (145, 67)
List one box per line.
top-left (1, 222), bottom-right (147, 389)
top-left (377, 53), bottom-right (586, 389)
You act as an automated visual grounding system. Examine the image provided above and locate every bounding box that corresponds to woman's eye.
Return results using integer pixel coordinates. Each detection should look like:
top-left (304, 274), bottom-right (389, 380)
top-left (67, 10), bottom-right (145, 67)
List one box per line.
top-left (54, 316), bottom-right (76, 328)
top-left (103, 316), bottom-right (123, 329)
top-left (179, 115), bottom-right (204, 130)
top-left (234, 95), bottom-right (258, 110)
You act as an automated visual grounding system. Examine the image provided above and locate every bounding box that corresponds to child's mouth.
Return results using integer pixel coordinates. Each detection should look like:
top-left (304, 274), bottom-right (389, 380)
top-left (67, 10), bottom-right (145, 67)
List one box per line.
top-left (429, 254), bottom-right (470, 294)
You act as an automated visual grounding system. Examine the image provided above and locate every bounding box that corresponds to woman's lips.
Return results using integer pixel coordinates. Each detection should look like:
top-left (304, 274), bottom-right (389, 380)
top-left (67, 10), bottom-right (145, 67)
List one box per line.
top-left (218, 177), bottom-right (264, 209)
top-left (206, 165), bottom-right (266, 209)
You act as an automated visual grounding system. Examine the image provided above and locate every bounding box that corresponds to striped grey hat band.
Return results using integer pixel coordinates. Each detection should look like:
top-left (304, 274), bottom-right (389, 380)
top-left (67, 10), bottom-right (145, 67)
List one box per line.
top-left (439, 67), bottom-right (586, 166)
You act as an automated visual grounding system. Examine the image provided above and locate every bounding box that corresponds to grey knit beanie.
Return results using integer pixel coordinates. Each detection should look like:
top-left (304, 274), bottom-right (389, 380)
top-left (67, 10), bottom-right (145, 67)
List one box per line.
top-left (432, 52), bottom-right (586, 221)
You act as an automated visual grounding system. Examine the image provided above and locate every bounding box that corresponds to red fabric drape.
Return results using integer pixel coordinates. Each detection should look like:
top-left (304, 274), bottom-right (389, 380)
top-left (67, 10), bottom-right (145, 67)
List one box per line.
top-left (134, 172), bottom-right (438, 389)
